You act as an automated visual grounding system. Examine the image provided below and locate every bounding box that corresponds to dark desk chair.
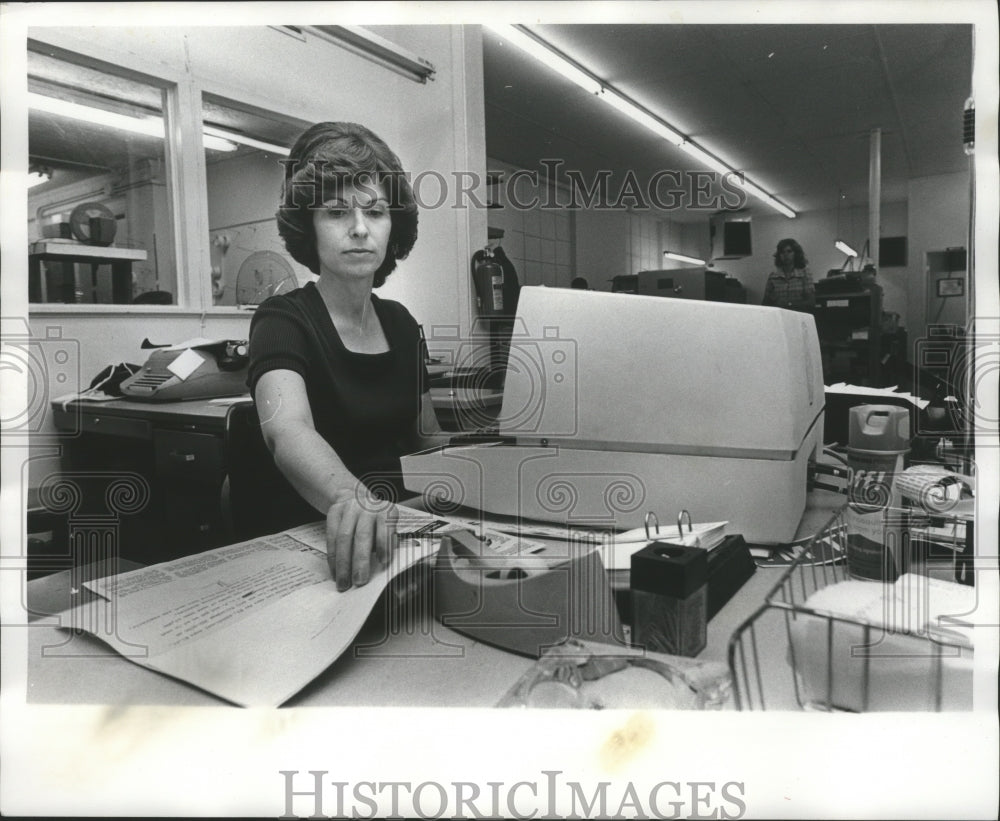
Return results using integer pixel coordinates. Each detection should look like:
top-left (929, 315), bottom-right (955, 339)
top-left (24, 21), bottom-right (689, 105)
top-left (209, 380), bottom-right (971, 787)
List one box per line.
top-left (223, 402), bottom-right (319, 542)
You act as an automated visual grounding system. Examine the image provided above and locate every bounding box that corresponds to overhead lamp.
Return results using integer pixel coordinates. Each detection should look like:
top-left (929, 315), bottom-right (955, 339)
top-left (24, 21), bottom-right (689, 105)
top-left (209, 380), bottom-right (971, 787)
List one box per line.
top-left (308, 25), bottom-right (437, 83)
top-left (487, 23), bottom-right (602, 95)
top-left (679, 141), bottom-right (730, 176)
top-left (27, 167), bottom-right (52, 188)
top-left (835, 240), bottom-right (858, 257)
top-left (486, 24), bottom-right (796, 219)
top-left (202, 125), bottom-right (289, 156)
top-left (735, 179), bottom-right (797, 219)
top-left (663, 251), bottom-right (706, 265)
top-left (28, 92), bottom-right (237, 152)
top-left (599, 89), bottom-right (684, 145)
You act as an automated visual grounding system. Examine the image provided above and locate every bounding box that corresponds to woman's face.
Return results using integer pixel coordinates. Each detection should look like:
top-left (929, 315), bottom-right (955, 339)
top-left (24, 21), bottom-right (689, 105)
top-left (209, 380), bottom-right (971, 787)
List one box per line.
top-left (778, 244), bottom-right (796, 268)
top-left (312, 179), bottom-right (391, 282)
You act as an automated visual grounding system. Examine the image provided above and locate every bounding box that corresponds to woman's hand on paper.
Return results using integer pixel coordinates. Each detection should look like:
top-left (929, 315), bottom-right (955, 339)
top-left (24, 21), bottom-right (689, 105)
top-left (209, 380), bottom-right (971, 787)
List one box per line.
top-left (326, 488), bottom-right (397, 591)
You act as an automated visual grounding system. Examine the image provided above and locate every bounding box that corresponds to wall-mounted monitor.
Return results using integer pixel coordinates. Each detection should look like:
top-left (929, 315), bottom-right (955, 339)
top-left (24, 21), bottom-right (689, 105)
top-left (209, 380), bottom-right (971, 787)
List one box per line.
top-left (879, 236), bottom-right (908, 267)
top-left (709, 212), bottom-right (752, 259)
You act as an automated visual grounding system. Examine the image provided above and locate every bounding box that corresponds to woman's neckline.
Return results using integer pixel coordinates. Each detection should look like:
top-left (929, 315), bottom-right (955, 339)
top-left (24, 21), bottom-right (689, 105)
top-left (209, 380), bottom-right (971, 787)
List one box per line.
top-left (308, 282), bottom-right (392, 355)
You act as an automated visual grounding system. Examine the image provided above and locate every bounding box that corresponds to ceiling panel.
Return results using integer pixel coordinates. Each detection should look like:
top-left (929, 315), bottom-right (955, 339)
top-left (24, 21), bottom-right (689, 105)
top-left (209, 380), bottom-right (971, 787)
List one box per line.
top-left (540, 24), bottom-right (721, 84)
top-left (484, 23), bottom-right (974, 221)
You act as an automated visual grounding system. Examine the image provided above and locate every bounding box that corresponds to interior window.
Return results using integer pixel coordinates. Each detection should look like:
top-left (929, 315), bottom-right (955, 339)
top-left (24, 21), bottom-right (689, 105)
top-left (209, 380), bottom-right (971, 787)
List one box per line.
top-left (27, 45), bottom-right (181, 305)
top-left (202, 94), bottom-right (310, 307)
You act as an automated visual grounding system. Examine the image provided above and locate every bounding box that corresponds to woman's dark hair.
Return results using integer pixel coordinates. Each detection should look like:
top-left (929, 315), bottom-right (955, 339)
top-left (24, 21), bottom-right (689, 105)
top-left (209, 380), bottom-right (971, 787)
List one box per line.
top-left (276, 122), bottom-right (418, 288)
top-left (774, 238), bottom-right (807, 270)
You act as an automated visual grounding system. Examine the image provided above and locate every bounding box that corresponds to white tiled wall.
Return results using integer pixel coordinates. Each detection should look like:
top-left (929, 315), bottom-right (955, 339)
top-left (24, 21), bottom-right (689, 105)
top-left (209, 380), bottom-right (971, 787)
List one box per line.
top-left (486, 159), bottom-right (574, 289)
top-left (626, 210), bottom-right (666, 274)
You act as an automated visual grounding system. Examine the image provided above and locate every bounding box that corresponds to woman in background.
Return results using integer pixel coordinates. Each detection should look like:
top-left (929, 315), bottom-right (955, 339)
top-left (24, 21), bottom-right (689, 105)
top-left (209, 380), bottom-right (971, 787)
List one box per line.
top-left (762, 238), bottom-right (815, 312)
top-left (248, 122), bottom-right (446, 592)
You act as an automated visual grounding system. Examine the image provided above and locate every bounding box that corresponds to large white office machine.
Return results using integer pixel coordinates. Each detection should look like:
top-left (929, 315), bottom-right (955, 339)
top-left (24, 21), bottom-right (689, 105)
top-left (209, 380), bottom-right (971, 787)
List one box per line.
top-left (402, 286), bottom-right (824, 543)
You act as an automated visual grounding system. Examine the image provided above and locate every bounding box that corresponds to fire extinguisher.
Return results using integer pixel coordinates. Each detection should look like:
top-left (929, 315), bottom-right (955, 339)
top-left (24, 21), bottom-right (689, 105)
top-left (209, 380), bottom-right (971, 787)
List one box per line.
top-left (472, 247), bottom-right (505, 315)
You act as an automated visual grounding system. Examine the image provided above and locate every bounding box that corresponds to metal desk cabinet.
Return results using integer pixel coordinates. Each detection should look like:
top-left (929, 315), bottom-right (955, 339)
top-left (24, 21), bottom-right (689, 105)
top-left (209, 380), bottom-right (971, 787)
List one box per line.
top-left (49, 397), bottom-right (235, 565)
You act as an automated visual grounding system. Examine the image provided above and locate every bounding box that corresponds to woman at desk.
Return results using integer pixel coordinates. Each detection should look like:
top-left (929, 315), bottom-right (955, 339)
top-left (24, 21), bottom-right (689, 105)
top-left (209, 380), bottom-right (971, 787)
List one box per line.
top-left (761, 238), bottom-right (816, 312)
top-left (248, 122), bottom-right (446, 592)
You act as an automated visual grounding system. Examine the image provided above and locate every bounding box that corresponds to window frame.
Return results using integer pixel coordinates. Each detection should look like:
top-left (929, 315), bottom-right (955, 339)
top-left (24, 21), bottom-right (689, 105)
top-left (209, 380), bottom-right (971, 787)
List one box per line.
top-left (24, 31), bottom-right (312, 317)
top-left (26, 36), bottom-right (202, 314)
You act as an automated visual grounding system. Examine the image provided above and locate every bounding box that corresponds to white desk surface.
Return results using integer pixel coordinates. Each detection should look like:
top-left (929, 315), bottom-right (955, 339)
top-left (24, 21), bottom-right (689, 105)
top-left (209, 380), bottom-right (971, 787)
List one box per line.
top-left (23, 489), bottom-right (846, 709)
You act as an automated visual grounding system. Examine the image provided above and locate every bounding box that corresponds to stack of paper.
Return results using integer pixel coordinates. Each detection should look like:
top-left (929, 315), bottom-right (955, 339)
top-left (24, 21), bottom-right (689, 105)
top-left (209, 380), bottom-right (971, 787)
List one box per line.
top-left (824, 382), bottom-right (929, 410)
top-left (598, 521), bottom-right (728, 572)
top-left (611, 520), bottom-right (727, 550)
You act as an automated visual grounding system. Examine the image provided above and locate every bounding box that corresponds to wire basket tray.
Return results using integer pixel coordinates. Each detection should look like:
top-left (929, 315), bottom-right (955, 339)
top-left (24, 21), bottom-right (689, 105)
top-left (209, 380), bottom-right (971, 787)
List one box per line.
top-left (727, 507), bottom-right (974, 712)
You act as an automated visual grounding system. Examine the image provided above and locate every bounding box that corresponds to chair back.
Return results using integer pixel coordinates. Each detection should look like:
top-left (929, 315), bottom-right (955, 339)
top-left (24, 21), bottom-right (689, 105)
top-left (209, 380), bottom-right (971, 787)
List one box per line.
top-left (224, 402), bottom-right (319, 542)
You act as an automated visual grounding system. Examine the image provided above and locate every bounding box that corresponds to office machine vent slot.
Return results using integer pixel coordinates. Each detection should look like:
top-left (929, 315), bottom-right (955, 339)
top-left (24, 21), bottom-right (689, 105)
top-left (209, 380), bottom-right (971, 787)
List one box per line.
top-left (130, 373), bottom-right (172, 390)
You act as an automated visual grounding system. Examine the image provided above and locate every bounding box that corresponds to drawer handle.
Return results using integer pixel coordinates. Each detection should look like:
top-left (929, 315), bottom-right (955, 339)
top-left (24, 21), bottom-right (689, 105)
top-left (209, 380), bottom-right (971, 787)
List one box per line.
top-left (169, 450), bottom-right (196, 463)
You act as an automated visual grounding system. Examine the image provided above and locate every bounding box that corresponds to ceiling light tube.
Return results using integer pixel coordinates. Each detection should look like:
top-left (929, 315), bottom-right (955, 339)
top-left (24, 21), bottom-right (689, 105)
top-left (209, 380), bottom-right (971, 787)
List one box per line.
top-left (756, 195), bottom-right (797, 219)
top-left (680, 144), bottom-right (797, 217)
top-left (309, 25), bottom-right (436, 83)
top-left (730, 177), bottom-right (797, 218)
top-left (663, 251), bottom-right (706, 265)
top-left (486, 24), bottom-right (603, 95)
top-left (29, 92), bottom-right (237, 152)
top-left (601, 90), bottom-right (684, 145)
top-left (835, 240), bottom-right (858, 257)
top-left (28, 168), bottom-right (52, 188)
top-left (488, 25), bottom-right (797, 219)
top-left (202, 125), bottom-right (289, 156)
top-left (680, 141), bottom-right (733, 177)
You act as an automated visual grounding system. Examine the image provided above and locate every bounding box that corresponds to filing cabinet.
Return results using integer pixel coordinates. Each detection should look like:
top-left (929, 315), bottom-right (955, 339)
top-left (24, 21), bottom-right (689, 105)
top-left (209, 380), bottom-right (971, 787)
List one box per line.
top-left (153, 429), bottom-right (228, 556)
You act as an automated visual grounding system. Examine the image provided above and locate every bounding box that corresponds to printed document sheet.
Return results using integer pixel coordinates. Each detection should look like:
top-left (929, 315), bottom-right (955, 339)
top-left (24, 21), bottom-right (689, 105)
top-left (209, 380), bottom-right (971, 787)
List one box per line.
top-left (59, 526), bottom-right (438, 707)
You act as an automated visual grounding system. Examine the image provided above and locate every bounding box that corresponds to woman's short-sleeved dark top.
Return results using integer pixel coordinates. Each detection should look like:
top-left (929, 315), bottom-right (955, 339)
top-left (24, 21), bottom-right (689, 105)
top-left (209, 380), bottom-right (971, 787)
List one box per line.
top-left (247, 282), bottom-right (428, 501)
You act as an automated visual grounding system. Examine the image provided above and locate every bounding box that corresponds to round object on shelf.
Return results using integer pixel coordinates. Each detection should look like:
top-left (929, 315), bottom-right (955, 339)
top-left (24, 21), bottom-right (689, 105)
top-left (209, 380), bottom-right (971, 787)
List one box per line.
top-left (69, 202), bottom-right (117, 246)
top-left (235, 251), bottom-right (297, 305)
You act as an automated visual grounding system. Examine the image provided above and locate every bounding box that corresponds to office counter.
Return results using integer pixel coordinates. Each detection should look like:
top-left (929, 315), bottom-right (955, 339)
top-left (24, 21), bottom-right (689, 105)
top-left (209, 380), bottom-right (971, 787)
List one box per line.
top-left (23, 489), bottom-right (845, 709)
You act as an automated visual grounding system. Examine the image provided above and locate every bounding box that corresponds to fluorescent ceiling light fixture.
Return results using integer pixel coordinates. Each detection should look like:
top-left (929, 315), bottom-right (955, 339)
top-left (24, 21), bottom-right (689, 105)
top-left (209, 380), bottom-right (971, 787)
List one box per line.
top-left (680, 144), bottom-right (795, 217)
top-left (663, 251), bottom-right (706, 265)
top-left (754, 194), bottom-right (796, 220)
top-left (27, 169), bottom-right (52, 189)
top-left (835, 240), bottom-right (858, 257)
top-left (730, 177), bottom-right (797, 219)
top-left (202, 125), bottom-right (289, 156)
top-left (486, 24), bottom-right (602, 95)
top-left (486, 24), bottom-right (797, 219)
top-left (308, 25), bottom-right (436, 83)
top-left (600, 90), bottom-right (684, 145)
top-left (679, 141), bottom-right (730, 176)
top-left (28, 92), bottom-right (237, 152)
